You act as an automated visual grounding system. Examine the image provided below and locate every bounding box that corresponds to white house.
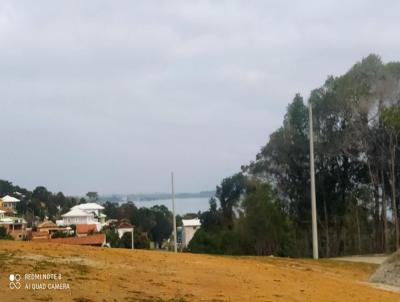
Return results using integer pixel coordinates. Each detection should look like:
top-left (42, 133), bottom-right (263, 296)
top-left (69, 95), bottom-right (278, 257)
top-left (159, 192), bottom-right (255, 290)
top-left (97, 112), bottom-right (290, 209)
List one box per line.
top-left (71, 203), bottom-right (104, 216)
top-left (60, 208), bottom-right (96, 225)
top-left (180, 218), bottom-right (201, 248)
top-left (1, 195), bottom-right (20, 210)
top-left (58, 203), bottom-right (105, 231)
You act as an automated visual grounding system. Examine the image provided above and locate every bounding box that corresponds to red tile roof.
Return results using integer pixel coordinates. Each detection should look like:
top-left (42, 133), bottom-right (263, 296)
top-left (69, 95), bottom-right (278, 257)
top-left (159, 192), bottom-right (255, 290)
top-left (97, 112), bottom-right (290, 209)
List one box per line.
top-left (76, 224), bottom-right (97, 234)
top-left (117, 218), bottom-right (133, 228)
top-left (47, 234), bottom-right (105, 246)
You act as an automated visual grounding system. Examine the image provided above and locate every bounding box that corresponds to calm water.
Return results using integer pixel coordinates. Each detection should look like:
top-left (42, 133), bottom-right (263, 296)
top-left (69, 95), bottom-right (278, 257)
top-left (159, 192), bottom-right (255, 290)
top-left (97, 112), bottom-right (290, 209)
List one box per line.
top-left (133, 197), bottom-right (210, 215)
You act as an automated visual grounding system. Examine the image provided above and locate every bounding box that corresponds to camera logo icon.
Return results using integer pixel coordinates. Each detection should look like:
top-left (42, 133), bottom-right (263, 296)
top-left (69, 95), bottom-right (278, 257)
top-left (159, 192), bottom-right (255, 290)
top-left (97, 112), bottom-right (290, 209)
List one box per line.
top-left (9, 274), bottom-right (21, 290)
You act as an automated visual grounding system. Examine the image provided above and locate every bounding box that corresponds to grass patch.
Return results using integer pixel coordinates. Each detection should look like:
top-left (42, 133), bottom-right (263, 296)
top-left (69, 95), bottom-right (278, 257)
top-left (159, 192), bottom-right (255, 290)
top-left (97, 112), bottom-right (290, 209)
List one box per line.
top-left (31, 260), bottom-right (54, 271)
top-left (34, 296), bottom-right (53, 301)
top-left (66, 262), bottom-right (90, 275)
top-left (73, 298), bottom-right (94, 302)
top-left (124, 296), bottom-right (188, 302)
top-left (0, 251), bottom-right (11, 270)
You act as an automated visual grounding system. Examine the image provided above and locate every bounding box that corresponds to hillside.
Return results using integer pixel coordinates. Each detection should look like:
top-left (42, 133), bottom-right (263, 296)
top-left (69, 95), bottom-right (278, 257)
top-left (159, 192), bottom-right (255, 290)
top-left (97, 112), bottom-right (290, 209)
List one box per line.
top-left (0, 241), bottom-right (399, 302)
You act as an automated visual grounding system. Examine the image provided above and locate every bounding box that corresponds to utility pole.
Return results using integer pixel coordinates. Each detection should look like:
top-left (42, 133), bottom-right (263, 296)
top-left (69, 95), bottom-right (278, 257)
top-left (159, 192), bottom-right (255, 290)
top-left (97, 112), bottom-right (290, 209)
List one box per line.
top-left (309, 100), bottom-right (319, 260)
top-left (171, 172), bottom-right (177, 253)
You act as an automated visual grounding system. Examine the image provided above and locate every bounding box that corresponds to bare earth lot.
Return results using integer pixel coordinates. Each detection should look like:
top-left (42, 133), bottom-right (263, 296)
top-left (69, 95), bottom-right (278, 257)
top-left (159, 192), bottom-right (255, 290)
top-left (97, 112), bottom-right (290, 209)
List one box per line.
top-left (0, 241), bottom-right (399, 302)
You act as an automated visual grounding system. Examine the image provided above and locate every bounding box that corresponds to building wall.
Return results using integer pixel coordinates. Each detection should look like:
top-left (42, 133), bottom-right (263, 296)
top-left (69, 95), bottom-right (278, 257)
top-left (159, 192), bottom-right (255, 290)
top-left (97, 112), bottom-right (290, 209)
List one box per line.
top-left (183, 225), bottom-right (200, 247)
top-left (117, 228), bottom-right (133, 239)
top-left (63, 216), bottom-right (94, 225)
top-left (2, 202), bottom-right (16, 209)
top-left (0, 223), bottom-right (27, 240)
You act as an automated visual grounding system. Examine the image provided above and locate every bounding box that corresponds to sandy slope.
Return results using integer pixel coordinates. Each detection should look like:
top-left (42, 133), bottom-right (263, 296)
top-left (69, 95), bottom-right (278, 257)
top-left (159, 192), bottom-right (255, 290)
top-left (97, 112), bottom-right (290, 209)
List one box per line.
top-left (0, 240), bottom-right (399, 302)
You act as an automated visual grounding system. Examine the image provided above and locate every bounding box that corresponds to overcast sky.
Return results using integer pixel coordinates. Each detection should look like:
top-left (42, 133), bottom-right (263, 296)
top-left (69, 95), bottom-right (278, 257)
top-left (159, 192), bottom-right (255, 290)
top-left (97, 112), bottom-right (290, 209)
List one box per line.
top-left (1, 1), bottom-right (399, 195)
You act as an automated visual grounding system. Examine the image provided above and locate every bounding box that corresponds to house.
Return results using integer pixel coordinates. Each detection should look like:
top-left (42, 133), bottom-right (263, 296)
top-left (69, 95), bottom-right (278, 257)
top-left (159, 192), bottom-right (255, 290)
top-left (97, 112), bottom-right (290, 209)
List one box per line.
top-left (180, 218), bottom-right (201, 248)
top-left (60, 208), bottom-right (96, 225)
top-left (71, 203), bottom-right (104, 217)
top-left (37, 220), bottom-right (68, 237)
top-left (76, 224), bottom-right (97, 237)
top-left (0, 195), bottom-right (20, 211)
top-left (0, 206), bottom-right (16, 215)
top-left (58, 202), bottom-right (105, 231)
top-left (116, 218), bottom-right (134, 239)
top-left (0, 210), bottom-right (27, 240)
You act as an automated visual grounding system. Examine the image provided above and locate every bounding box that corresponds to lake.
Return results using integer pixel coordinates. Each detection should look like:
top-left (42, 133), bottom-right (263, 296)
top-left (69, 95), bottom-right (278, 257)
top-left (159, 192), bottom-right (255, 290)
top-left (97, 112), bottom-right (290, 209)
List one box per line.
top-left (132, 197), bottom-right (211, 215)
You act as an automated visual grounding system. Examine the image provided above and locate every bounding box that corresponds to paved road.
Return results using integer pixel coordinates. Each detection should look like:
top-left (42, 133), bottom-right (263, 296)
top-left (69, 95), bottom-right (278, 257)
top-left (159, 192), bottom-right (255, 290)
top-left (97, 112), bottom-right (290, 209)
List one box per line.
top-left (330, 254), bottom-right (389, 264)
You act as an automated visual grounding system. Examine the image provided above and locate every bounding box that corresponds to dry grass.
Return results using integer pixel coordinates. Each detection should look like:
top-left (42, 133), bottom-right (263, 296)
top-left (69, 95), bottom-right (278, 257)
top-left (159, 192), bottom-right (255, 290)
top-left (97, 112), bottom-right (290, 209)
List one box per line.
top-left (0, 240), bottom-right (399, 302)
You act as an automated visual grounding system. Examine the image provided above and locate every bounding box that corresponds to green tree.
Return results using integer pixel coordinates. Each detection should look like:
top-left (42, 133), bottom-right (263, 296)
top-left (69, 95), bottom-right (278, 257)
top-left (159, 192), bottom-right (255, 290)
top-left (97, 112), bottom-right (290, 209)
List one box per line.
top-left (86, 192), bottom-right (99, 202)
top-left (150, 205), bottom-right (173, 248)
top-left (241, 183), bottom-right (295, 256)
top-left (216, 173), bottom-right (246, 229)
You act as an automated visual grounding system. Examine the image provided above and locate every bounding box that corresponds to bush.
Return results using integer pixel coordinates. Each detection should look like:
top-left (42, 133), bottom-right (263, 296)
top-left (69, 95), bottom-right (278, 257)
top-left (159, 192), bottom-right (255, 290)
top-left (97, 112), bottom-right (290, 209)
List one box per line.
top-left (0, 226), bottom-right (14, 240)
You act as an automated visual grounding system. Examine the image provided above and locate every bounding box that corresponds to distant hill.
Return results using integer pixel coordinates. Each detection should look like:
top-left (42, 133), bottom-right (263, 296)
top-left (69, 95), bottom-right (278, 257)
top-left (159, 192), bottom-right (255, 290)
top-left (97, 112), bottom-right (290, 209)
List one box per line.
top-left (99, 191), bottom-right (215, 203)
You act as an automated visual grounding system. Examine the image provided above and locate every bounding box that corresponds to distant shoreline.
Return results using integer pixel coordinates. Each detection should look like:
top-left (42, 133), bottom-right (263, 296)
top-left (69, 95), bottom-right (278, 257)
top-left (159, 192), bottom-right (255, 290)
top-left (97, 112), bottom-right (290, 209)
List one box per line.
top-left (99, 191), bottom-right (215, 203)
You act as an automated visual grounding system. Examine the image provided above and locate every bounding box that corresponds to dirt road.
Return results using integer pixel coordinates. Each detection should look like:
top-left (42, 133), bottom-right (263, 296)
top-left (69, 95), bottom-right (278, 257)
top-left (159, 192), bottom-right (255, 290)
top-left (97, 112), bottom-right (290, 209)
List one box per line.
top-left (330, 254), bottom-right (389, 264)
top-left (0, 241), bottom-right (399, 302)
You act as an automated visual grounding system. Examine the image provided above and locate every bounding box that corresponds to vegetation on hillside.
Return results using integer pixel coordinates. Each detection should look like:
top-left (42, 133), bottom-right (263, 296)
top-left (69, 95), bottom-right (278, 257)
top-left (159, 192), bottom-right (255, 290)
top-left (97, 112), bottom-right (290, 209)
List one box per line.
top-left (0, 180), bottom-right (174, 249)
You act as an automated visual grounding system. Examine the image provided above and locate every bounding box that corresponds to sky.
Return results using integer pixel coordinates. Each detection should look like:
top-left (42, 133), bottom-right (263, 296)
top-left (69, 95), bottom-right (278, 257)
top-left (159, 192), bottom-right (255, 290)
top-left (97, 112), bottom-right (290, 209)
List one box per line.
top-left (1, 1), bottom-right (400, 196)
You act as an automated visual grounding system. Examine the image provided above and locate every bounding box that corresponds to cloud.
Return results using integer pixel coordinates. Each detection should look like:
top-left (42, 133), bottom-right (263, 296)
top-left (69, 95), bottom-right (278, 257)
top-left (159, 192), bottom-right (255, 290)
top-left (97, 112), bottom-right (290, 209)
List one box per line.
top-left (0, 0), bottom-right (399, 195)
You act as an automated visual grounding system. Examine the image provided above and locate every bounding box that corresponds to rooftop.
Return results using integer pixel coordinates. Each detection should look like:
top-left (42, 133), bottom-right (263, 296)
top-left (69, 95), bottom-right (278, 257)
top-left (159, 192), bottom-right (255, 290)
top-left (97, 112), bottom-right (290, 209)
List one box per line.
top-left (117, 218), bottom-right (133, 229)
top-left (72, 203), bottom-right (104, 211)
top-left (1, 195), bottom-right (20, 203)
top-left (182, 218), bottom-right (201, 227)
top-left (62, 208), bottom-right (94, 217)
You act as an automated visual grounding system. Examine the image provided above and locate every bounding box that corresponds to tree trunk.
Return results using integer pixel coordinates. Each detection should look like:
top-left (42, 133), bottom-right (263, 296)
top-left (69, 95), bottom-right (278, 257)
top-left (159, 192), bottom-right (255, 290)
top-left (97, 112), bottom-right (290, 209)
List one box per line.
top-left (323, 198), bottom-right (330, 257)
top-left (381, 168), bottom-right (389, 252)
top-left (355, 205), bottom-right (361, 254)
top-left (374, 186), bottom-right (381, 251)
top-left (366, 159), bottom-right (381, 252)
top-left (390, 144), bottom-right (399, 250)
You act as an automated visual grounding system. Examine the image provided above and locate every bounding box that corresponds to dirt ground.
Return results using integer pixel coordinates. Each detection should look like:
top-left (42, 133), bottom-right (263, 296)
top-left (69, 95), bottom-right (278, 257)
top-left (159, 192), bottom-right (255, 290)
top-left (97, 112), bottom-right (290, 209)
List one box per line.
top-left (0, 241), bottom-right (399, 302)
top-left (330, 254), bottom-right (389, 264)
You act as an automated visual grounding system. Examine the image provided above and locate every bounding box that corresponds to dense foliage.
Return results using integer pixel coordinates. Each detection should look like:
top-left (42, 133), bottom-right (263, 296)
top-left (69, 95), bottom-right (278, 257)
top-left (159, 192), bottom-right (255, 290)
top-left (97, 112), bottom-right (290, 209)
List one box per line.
top-left (190, 180), bottom-right (294, 255)
top-left (103, 202), bottom-right (173, 248)
top-left (191, 54), bottom-right (400, 257)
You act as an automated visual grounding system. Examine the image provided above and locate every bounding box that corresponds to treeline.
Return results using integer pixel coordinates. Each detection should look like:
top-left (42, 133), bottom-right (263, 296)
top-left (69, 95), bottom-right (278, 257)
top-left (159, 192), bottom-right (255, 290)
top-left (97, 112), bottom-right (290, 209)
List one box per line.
top-left (190, 54), bottom-right (400, 257)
